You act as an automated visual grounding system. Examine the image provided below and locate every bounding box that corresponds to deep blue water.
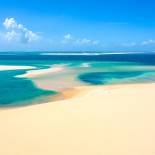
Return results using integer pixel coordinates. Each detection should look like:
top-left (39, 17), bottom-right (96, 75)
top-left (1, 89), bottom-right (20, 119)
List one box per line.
top-left (0, 52), bottom-right (155, 65)
top-left (78, 71), bottom-right (149, 85)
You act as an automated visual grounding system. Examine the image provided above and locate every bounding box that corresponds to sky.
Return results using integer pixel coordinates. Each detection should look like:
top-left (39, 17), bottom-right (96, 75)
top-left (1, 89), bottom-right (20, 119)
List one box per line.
top-left (0, 0), bottom-right (155, 52)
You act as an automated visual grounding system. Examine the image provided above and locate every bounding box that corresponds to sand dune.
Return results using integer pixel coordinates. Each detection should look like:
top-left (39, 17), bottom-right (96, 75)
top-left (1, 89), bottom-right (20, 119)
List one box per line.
top-left (0, 83), bottom-right (155, 155)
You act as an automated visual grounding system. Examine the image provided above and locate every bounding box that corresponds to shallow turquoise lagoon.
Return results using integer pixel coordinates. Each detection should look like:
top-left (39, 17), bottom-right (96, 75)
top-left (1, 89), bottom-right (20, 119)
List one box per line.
top-left (1, 52), bottom-right (155, 107)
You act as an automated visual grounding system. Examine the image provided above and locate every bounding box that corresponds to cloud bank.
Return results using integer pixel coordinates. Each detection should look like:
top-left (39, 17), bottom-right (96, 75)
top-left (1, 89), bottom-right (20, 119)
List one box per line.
top-left (3, 18), bottom-right (40, 43)
top-left (62, 33), bottom-right (100, 46)
top-left (1, 17), bottom-right (155, 51)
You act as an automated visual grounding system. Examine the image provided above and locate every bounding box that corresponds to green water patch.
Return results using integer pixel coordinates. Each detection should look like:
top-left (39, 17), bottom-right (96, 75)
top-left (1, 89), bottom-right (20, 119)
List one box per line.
top-left (0, 70), bottom-right (57, 107)
top-left (78, 71), bottom-right (152, 85)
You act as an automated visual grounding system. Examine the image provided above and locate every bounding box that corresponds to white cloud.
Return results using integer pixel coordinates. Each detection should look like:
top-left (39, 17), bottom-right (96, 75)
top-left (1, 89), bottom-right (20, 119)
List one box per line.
top-left (80, 38), bottom-right (91, 44)
top-left (62, 33), bottom-right (100, 46)
top-left (5, 30), bottom-right (19, 41)
top-left (62, 33), bottom-right (73, 44)
top-left (3, 18), bottom-right (17, 29)
top-left (141, 39), bottom-right (155, 45)
top-left (64, 33), bottom-right (72, 40)
top-left (122, 39), bottom-right (155, 48)
top-left (3, 18), bottom-right (40, 43)
top-left (122, 42), bottom-right (137, 47)
top-left (76, 38), bottom-right (100, 45)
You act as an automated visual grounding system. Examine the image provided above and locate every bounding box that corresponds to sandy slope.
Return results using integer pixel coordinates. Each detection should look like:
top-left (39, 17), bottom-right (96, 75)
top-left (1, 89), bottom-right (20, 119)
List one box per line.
top-left (0, 83), bottom-right (155, 155)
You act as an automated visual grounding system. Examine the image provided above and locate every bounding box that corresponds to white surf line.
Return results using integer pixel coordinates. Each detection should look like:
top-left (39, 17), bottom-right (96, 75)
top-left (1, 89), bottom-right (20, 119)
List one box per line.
top-left (40, 52), bottom-right (101, 56)
top-left (40, 52), bottom-right (145, 56)
top-left (0, 65), bottom-right (36, 71)
top-left (80, 63), bottom-right (91, 67)
top-left (16, 65), bottom-right (66, 78)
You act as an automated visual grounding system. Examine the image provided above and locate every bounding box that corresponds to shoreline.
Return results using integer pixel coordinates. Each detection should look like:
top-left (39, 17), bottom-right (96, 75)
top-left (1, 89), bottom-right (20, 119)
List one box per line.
top-left (0, 82), bottom-right (154, 110)
top-left (50, 81), bottom-right (155, 102)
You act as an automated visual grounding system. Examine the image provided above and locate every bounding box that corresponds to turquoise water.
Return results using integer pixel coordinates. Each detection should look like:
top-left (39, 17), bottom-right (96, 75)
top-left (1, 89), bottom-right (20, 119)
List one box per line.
top-left (0, 70), bottom-right (56, 107)
top-left (1, 52), bottom-right (155, 107)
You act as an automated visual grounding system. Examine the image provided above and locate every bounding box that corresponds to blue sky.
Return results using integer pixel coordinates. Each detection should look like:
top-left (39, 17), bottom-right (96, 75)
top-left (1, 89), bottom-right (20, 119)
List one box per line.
top-left (0, 0), bottom-right (155, 51)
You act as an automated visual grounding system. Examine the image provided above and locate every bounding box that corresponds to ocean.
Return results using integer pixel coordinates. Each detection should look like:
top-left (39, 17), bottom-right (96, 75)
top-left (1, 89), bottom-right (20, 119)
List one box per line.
top-left (1, 51), bottom-right (155, 107)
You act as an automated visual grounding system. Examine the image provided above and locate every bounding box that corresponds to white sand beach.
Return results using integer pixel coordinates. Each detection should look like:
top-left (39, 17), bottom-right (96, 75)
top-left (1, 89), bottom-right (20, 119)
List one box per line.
top-left (0, 65), bottom-right (36, 71)
top-left (17, 65), bottom-right (66, 78)
top-left (0, 83), bottom-right (155, 155)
